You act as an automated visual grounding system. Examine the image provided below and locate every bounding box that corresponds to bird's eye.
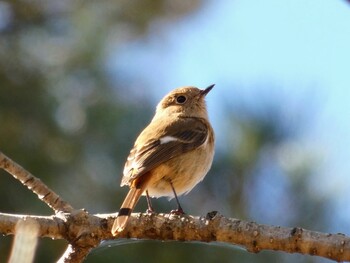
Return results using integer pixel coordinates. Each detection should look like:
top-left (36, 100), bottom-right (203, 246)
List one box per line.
top-left (176, 95), bottom-right (187, 104)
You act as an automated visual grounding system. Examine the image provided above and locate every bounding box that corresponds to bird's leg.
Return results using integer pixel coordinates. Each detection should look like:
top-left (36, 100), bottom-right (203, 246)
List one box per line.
top-left (145, 190), bottom-right (155, 214)
top-left (169, 182), bottom-right (185, 215)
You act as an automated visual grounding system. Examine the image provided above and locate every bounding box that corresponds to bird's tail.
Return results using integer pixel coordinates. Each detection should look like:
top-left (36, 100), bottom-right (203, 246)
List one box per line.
top-left (111, 181), bottom-right (148, 235)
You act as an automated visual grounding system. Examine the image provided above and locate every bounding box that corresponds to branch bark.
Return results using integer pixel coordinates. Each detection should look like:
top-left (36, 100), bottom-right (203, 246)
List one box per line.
top-left (0, 152), bottom-right (73, 213)
top-left (1, 151), bottom-right (349, 262)
top-left (1, 211), bottom-right (349, 262)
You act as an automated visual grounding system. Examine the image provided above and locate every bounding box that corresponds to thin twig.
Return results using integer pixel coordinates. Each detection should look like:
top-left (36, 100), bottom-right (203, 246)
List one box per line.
top-left (0, 151), bottom-right (73, 213)
top-left (57, 244), bottom-right (92, 263)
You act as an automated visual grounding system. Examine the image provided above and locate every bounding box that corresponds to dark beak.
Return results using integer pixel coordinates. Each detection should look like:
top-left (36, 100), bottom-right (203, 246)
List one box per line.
top-left (200, 84), bottom-right (215, 97)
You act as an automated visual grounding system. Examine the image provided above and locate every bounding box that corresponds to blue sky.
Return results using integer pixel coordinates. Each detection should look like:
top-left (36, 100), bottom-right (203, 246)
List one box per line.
top-left (109, 0), bottom-right (350, 228)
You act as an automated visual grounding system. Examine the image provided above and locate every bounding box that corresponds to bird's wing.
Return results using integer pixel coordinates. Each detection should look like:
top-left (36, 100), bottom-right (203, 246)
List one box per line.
top-left (121, 117), bottom-right (209, 186)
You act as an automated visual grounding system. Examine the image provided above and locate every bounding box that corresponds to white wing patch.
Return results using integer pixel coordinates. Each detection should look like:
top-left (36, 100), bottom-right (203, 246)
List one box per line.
top-left (159, 136), bottom-right (178, 144)
top-left (200, 133), bottom-right (209, 147)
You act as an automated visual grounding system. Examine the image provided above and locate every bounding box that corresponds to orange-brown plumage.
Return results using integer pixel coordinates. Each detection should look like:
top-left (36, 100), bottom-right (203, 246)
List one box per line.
top-left (112, 85), bottom-right (215, 236)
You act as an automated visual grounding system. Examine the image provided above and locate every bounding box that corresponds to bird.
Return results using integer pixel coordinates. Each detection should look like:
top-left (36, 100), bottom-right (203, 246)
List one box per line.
top-left (111, 85), bottom-right (215, 235)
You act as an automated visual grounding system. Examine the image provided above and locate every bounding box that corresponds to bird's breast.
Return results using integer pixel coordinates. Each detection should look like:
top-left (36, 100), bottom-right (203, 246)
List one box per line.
top-left (145, 138), bottom-right (214, 198)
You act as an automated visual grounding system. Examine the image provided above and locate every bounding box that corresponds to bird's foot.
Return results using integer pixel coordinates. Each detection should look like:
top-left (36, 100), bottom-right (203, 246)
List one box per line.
top-left (170, 207), bottom-right (185, 215)
top-left (146, 208), bottom-right (156, 214)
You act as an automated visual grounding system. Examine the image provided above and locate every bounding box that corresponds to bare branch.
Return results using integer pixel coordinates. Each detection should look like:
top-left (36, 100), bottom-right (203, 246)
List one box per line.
top-left (0, 151), bottom-right (73, 213)
top-left (0, 213), bottom-right (65, 239)
top-left (1, 152), bottom-right (348, 262)
top-left (118, 212), bottom-right (350, 262)
top-left (57, 244), bottom-right (92, 263)
top-left (1, 211), bottom-right (349, 262)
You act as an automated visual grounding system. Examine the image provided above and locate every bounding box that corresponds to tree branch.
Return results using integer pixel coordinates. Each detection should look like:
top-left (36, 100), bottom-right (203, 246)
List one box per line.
top-left (1, 151), bottom-right (349, 262)
top-left (57, 244), bottom-right (93, 263)
top-left (1, 211), bottom-right (349, 262)
top-left (0, 151), bottom-right (73, 213)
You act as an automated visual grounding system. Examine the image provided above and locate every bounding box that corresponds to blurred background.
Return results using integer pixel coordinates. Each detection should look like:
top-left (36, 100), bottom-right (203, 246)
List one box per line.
top-left (0, 0), bottom-right (349, 262)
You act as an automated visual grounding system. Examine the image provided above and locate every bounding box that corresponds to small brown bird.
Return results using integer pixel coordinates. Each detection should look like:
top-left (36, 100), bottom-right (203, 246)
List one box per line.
top-left (111, 85), bottom-right (215, 235)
